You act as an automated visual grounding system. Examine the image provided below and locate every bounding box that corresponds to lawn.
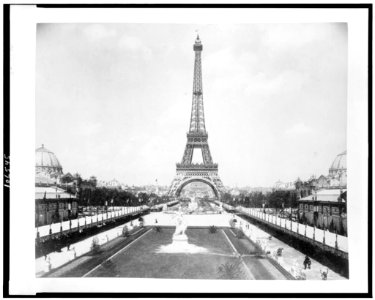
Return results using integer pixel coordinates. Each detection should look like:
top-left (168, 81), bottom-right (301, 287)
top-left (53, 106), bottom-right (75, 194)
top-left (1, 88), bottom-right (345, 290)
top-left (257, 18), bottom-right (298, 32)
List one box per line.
top-left (89, 228), bottom-right (249, 279)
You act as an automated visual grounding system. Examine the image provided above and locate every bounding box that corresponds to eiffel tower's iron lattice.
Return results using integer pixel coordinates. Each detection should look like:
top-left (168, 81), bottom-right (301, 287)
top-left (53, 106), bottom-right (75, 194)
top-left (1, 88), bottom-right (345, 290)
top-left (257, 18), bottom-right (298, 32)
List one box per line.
top-left (168, 35), bottom-right (225, 198)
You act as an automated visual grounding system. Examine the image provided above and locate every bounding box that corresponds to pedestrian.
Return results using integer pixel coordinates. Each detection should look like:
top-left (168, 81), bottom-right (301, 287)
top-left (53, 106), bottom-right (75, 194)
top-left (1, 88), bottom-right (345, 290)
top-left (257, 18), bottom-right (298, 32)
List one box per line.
top-left (303, 256), bottom-right (311, 269)
top-left (320, 268), bottom-right (329, 280)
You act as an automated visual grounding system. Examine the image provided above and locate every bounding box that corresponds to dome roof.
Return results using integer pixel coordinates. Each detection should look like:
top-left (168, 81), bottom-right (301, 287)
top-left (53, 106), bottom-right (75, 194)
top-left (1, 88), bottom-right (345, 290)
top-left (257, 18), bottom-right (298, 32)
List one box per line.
top-left (35, 144), bottom-right (62, 170)
top-left (329, 150), bottom-right (346, 173)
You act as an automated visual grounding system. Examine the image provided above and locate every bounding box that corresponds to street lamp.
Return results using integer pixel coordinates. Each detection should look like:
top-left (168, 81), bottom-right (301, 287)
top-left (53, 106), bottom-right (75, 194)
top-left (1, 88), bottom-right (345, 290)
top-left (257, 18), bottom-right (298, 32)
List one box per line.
top-left (68, 201), bottom-right (72, 230)
top-left (111, 198), bottom-right (114, 221)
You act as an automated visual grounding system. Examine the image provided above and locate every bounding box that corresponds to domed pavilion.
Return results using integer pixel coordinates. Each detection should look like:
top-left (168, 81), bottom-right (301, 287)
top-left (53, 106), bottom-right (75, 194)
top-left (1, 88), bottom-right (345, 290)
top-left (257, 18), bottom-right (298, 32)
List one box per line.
top-left (35, 144), bottom-right (63, 185)
top-left (328, 150), bottom-right (347, 187)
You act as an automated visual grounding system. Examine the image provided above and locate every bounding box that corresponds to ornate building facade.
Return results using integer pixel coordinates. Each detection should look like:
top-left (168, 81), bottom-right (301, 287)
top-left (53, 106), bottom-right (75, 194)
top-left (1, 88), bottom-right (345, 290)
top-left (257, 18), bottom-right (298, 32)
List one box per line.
top-left (297, 151), bottom-right (347, 235)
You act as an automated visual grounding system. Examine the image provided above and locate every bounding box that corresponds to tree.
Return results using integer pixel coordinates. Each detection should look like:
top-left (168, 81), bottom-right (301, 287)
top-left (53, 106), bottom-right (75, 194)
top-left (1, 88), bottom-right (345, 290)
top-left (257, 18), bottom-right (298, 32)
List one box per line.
top-left (61, 173), bottom-right (74, 184)
top-left (73, 173), bottom-right (82, 186)
top-left (89, 176), bottom-right (97, 187)
top-left (222, 193), bottom-right (232, 203)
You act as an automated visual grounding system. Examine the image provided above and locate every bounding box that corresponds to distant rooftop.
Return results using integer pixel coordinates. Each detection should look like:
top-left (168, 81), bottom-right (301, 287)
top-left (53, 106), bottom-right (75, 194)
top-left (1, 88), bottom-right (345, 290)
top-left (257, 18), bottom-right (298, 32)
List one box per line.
top-left (299, 189), bottom-right (346, 203)
top-left (35, 186), bottom-right (76, 200)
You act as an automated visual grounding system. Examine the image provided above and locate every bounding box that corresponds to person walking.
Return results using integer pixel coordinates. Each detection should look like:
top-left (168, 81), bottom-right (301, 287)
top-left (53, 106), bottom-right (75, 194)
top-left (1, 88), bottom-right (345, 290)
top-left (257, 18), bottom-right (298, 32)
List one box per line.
top-left (303, 256), bottom-right (311, 269)
top-left (320, 268), bottom-right (329, 280)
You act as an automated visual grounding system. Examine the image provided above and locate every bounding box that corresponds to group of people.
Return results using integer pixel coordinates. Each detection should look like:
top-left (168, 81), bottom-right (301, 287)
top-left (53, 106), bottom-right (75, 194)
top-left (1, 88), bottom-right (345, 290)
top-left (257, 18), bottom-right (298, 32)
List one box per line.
top-left (303, 255), bottom-right (329, 280)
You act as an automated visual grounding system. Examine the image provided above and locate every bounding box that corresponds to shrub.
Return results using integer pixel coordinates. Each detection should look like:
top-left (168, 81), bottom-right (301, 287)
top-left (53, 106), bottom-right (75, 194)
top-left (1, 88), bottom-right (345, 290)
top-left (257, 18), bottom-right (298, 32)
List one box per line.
top-left (209, 225), bottom-right (217, 234)
top-left (217, 262), bottom-right (245, 279)
top-left (122, 225), bottom-right (130, 237)
top-left (91, 237), bottom-right (100, 254)
top-left (236, 228), bottom-right (245, 239)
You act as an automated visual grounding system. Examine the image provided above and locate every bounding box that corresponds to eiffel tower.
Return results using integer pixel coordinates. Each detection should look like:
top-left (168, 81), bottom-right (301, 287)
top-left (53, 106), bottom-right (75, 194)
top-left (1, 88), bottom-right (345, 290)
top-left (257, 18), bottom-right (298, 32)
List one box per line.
top-left (168, 35), bottom-right (225, 198)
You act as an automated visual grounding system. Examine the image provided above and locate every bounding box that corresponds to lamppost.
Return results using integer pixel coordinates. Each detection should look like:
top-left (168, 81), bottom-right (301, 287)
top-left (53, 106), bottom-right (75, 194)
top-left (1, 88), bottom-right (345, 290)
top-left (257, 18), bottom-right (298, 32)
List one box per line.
top-left (111, 198), bottom-right (114, 220)
top-left (96, 205), bottom-right (99, 224)
top-left (105, 200), bottom-right (108, 224)
top-left (68, 201), bottom-right (72, 230)
top-left (89, 189), bottom-right (92, 216)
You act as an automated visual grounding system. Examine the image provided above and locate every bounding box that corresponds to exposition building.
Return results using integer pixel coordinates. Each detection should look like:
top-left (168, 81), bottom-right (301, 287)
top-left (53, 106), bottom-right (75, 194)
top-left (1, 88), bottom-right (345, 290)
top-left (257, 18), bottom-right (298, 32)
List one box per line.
top-left (35, 145), bottom-right (77, 226)
top-left (297, 151), bottom-right (347, 235)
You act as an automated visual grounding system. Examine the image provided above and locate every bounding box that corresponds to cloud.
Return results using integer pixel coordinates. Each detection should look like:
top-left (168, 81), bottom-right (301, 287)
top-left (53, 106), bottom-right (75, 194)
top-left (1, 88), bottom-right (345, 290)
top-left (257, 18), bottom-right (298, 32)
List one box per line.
top-left (205, 48), bottom-right (307, 102)
top-left (263, 24), bottom-right (324, 51)
top-left (82, 24), bottom-right (117, 41)
top-left (118, 35), bottom-right (153, 59)
top-left (77, 121), bottom-right (102, 136)
top-left (285, 123), bottom-right (314, 137)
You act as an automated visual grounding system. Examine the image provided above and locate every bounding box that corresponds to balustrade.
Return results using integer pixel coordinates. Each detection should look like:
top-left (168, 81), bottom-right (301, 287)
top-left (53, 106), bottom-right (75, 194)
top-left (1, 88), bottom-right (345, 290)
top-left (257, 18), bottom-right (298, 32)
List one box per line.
top-left (216, 203), bottom-right (348, 254)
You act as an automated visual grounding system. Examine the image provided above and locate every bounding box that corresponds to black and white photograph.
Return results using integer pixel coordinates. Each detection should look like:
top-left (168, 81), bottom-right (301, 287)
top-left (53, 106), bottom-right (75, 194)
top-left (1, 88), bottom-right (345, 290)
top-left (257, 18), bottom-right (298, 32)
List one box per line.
top-left (5, 4), bottom-right (370, 296)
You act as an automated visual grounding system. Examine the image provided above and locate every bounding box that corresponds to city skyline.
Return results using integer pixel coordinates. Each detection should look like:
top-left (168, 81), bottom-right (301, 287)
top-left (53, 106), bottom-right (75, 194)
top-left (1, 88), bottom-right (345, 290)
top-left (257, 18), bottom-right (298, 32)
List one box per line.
top-left (36, 23), bottom-right (347, 186)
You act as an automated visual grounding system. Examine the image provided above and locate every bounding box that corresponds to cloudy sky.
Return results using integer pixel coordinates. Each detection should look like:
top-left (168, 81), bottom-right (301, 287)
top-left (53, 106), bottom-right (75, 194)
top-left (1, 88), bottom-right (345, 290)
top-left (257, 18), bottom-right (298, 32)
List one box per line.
top-left (36, 23), bottom-right (347, 187)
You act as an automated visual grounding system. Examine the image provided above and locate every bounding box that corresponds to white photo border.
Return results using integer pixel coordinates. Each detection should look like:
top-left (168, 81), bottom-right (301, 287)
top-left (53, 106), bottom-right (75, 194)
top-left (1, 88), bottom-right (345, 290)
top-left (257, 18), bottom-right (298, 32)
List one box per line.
top-left (5, 3), bottom-right (371, 296)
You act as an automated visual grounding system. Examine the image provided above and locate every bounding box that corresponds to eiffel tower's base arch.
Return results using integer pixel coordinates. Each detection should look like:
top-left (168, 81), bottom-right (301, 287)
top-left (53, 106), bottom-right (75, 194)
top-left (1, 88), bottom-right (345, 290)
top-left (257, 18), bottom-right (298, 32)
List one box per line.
top-left (168, 168), bottom-right (225, 199)
top-left (174, 177), bottom-right (220, 198)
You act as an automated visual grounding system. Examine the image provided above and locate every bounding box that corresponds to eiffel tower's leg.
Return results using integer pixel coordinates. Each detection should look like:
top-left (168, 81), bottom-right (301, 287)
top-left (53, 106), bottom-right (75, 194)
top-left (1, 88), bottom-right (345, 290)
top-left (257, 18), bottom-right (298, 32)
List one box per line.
top-left (201, 144), bottom-right (213, 165)
top-left (182, 144), bottom-right (193, 164)
top-left (168, 174), bottom-right (182, 197)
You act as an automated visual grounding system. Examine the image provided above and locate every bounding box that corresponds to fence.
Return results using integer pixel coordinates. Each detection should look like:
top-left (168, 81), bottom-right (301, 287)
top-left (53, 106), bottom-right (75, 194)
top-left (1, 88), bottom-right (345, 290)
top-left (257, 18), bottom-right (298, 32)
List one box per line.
top-left (36, 205), bottom-right (149, 239)
top-left (236, 206), bottom-right (348, 253)
top-left (36, 217), bottom-right (143, 275)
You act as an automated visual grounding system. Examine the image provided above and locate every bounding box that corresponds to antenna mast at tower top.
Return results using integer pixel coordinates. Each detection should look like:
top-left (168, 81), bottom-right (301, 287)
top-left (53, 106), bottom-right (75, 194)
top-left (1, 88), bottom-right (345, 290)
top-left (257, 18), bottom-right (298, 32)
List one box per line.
top-left (189, 34), bottom-right (206, 133)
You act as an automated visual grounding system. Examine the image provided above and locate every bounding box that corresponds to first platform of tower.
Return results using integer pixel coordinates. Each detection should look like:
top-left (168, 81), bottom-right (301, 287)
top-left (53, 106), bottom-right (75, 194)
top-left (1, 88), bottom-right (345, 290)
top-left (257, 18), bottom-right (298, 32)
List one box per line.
top-left (194, 35), bottom-right (203, 51)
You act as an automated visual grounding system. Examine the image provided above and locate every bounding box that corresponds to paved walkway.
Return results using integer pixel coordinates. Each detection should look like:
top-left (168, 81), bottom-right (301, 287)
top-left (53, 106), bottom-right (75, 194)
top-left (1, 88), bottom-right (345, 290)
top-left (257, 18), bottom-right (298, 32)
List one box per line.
top-left (237, 216), bottom-right (346, 280)
top-left (44, 227), bottom-right (148, 277)
top-left (221, 228), bottom-right (288, 280)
